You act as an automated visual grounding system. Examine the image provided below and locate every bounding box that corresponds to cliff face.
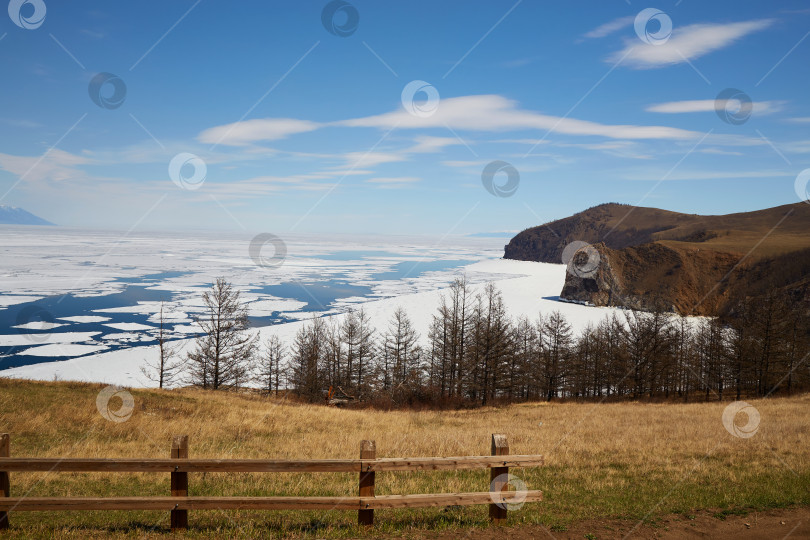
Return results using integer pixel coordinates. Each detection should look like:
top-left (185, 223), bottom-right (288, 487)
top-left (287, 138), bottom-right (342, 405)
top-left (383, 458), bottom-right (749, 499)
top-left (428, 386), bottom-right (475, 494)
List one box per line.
top-left (560, 243), bottom-right (631, 308)
top-left (506, 203), bottom-right (810, 316)
top-left (559, 242), bottom-right (741, 315)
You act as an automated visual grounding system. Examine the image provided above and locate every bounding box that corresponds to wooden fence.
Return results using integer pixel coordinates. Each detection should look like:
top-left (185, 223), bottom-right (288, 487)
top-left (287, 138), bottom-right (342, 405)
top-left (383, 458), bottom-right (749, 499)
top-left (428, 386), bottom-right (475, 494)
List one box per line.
top-left (0, 433), bottom-right (543, 532)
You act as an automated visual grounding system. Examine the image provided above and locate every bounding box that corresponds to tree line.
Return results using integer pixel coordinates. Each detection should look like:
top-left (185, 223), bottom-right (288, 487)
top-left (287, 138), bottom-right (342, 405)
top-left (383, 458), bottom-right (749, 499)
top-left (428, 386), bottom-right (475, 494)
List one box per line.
top-left (144, 277), bottom-right (810, 406)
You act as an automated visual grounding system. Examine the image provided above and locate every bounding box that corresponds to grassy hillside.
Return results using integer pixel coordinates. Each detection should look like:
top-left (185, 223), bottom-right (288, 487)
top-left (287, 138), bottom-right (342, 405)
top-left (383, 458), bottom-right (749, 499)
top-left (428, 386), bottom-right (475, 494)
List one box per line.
top-left (0, 379), bottom-right (808, 538)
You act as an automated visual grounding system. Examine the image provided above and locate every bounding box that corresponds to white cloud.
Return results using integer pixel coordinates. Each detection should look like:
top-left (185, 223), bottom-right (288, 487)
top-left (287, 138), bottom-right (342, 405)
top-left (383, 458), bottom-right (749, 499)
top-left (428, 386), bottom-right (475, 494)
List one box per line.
top-left (196, 94), bottom-right (717, 152)
top-left (786, 117), bottom-right (810, 123)
top-left (442, 160), bottom-right (492, 168)
top-left (698, 148), bottom-right (744, 156)
top-left (341, 95), bottom-right (700, 140)
top-left (783, 140), bottom-right (810, 153)
top-left (338, 151), bottom-right (406, 169)
top-left (197, 118), bottom-right (320, 146)
top-left (405, 136), bottom-right (463, 153)
top-left (581, 16), bottom-right (634, 40)
top-left (194, 175), bottom-right (334, 200)
top-left (0, 149), bottom-right (95, 183)
top-left (610, 19), bottom-right (774, 68)
top-left (703, 133), bottom-right (768, 147)
top-left (491, 138), bottom-right (551, 145)
top-left (555, 140), bottom-right (652, 160)
top-left (365, 176), bottom-right (421, 188)
top-left (626, 169), bottom-right (794, 181)
top-left (646, 99), bottom-right (785, 115)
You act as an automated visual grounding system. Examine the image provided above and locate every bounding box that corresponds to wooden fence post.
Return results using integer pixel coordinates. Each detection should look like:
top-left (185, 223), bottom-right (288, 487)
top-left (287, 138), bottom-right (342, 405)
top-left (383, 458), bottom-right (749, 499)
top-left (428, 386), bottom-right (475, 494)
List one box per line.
top-left (358, 440), bottom-right (376, 526)
top-left (489, 434), bottom-right (509, 525)
top-left (170, 435), bottom-right (188, 532)
top-left (0, 434), bottom-right (9, 530)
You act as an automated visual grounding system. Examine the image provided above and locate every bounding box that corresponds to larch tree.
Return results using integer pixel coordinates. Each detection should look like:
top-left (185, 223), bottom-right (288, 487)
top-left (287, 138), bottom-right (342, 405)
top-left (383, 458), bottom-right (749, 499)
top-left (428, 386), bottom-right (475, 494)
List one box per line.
top-left (140, 302), bottom-right (184, 389)
top-left (382, 307), bottom-right (422, 402)
top-left (542, 310), bottom-right (573, 401)
top-left (340, 308), bottom-right (375, 398)
top-left (186, 278), bottom-right (257, 390)
top-left (290, 315), bottom-right (328, 402)
top-left (255, 334), bottom-right (285, 395)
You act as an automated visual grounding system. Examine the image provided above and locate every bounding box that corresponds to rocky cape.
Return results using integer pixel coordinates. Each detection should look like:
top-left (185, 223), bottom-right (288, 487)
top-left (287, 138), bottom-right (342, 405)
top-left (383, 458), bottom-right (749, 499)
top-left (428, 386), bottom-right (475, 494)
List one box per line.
top-left (505, 203), bottom-right (810, 316)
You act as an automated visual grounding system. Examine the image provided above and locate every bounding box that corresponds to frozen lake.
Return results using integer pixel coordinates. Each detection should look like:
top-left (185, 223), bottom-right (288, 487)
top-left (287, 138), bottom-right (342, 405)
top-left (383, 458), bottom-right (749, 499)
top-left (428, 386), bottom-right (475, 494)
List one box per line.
top-left (0, 226), bottom-right (644, 386)
top-left (0, 227), bottom-right (506, 369)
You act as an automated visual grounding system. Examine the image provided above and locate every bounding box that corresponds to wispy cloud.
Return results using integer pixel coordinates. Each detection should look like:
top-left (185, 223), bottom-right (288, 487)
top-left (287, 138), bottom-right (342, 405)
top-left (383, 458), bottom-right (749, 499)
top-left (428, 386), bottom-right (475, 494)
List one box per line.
top-left (626, 169), bottom-right (794, 181)
top-left (197, 118), bottom-right (320, 146)
top-left (404, 136), bottom-right (463, 153)
top-left (581, 16), bottom-right (634, 40)
top-left (197, 94), bottom-right (706, 149)
top-left (782, 140), bottom-right (810, 153)
top-left (646, 99), bottom-right (785, 115)
top-left (0, 149), bottom-right (95, 183)
top-left (785, 117), bottom-right (810, 123)
top-left (206, 175), bottom-right (334, 198)
top-left (441, 159), bottom-right (492, 168)
top-left (365, 176), bottom-right (421, 188)
top-left (698, 148), bottom-right (744, 156)
top-left (341, 94), bottom-right (701, 140)
top-left (1, 118), bottom-right (42, 129)
top-left (490, 138), bottom-right (551, 145)
top-left (336, 151), bottom-right (406, 169)
top-left (610, 19), bottom-right (774, 68)
top-left (555, 140), bottom-right (652, 160)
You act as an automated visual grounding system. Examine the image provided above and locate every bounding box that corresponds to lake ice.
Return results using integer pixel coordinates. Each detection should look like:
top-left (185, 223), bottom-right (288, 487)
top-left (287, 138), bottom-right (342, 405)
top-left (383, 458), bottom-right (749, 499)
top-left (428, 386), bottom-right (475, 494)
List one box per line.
top-left (0, 226), bottom-right (633, 386)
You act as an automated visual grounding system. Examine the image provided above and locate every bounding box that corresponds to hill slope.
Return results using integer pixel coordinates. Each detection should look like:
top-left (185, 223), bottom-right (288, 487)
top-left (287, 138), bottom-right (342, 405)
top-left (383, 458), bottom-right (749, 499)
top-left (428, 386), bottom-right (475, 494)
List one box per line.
top-left (505, 202), bottom-right (810, 315)
top-left (1, 379), bottom-right (808, 537)
top-left (0, 205), bottom-right (54, 226)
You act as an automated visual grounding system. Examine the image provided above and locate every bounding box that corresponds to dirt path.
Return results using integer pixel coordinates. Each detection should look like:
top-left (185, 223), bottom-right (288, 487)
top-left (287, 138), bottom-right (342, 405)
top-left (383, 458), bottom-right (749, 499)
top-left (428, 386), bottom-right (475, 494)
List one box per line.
top-left (410, 507), bottom-right (810, 539)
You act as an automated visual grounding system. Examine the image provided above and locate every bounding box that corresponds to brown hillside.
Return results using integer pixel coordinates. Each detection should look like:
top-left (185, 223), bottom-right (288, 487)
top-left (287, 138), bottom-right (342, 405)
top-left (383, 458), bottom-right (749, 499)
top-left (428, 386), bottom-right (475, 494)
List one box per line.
top-left (505, 202), bottom-right (810, 316)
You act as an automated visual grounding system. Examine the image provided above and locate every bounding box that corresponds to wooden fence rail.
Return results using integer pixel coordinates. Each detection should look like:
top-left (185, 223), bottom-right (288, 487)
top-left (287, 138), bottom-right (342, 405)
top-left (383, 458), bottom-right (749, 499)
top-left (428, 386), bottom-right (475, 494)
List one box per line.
top-left (0, 433), bottom-right (543, 532)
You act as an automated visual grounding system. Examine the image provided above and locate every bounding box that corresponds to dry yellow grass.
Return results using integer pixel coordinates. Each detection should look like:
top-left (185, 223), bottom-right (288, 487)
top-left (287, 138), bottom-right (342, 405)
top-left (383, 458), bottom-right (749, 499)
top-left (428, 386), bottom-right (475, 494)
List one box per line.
top-left (0, 379), bottom-right (808, 538)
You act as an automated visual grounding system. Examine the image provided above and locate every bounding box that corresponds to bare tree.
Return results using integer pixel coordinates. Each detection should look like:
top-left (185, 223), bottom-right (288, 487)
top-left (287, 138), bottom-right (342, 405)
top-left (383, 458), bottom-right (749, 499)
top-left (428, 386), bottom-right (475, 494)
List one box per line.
top-left (469, 283), bottom-right (514, 405)
top-left (141, 302), bottom-right (184, 389)
top-left (381, 307), bottom-right (422, 402)
top-left (255, 334), bottom-right (285, 395)
top-left (186, 278), bottom-right (257, 390)
top-left (340, 308), bottom-right (375, 398)
top-left (542, 311), bottom-right (572, 401)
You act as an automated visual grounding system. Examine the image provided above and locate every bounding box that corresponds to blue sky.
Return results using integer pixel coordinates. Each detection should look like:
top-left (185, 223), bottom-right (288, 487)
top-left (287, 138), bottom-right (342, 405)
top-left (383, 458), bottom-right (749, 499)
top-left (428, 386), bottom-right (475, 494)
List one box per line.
top-left (1, 0), bottom-right (809, 235)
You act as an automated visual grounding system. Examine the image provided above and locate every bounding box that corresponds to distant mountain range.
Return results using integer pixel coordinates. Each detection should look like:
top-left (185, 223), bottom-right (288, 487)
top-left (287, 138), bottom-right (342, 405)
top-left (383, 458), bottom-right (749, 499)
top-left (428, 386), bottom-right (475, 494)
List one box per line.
top-left (505, 202), bottom-right (810, 316)
top-left (0, 206), bottom-right (54, 226)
